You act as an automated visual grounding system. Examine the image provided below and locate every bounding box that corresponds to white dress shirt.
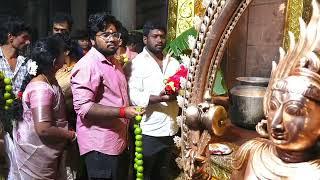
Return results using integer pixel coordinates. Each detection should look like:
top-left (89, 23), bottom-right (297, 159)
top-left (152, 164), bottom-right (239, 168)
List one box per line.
top-left (127, 48), bottom-right (180, 137)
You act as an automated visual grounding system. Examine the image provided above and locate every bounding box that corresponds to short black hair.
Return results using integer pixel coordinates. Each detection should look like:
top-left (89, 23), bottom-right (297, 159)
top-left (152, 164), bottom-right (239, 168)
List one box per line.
top-left (88, 12), bottom-right (121, 40)
top-left (119, 25), bottom-right (129, 47)
top-left (128, 31), bottom-right (143, 45)
top-left (71, 29), bottom-right (89, 40)
top-left (143, 20), bottom-right (167, 36)
top-left (52, 33), bottom-right (82, 60)
top-left (30, 35), bottom-right (66, 75)
top-left (0, 16), bottom-right (31, 45)
top-left (128, 31), bottom-right (144, 53)
top-left (52, 12), bottom-right (73, 30)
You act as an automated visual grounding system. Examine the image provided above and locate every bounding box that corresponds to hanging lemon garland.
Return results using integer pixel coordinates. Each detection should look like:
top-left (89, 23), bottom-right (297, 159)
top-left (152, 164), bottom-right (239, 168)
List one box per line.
top-left (133, 108), bottom-right (144, 180)
top-left (0, 71), bottom-right (14, 110)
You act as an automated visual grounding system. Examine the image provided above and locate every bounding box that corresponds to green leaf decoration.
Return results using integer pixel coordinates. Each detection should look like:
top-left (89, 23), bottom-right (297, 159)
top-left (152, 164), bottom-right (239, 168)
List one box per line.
top-left (212, 69), bottom-right (228, 96)
top-left (164, 27), bottom-right (198, 58)
top-left (165, 27), bottom-right (228, 95)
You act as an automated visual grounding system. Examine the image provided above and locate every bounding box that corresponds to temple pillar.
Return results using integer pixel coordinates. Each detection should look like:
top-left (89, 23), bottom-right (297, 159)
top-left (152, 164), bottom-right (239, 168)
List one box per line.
top-left (71, 0), bottom-right (87, 31)
top-left (111, 0), bottom-right (136, 30)
top-left (25, 0), bottom-right (49, 38)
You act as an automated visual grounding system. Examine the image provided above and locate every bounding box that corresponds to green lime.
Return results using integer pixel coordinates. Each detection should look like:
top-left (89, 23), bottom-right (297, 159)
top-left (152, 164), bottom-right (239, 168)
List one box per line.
top-left (135, 135), bottom-right (142, 141)
top-left (134, 163), bottom-right (138, 170)
top-left (134, 157), bottom-right (139, 162)
top-left (135, 140), bottom-right (143, 147)
top-left (136, 172), bottom-right (143, 178)
top-left (133, 124), bottom-right (139, 129)
top-left (136, 159), bottom-right (143, 166)
top-left (135, 106), bottom-right (142, 112)
top-left (5, 85), bottom-right (12, 92)
top-left (6, 99), bottom-right (14, 106)
top-left (136, 153), bottom-right (143, 160)
top-left (134, 127), bottom-right (142, 135)
top-left (3, 78), bottom-right (11, 85)
top-left (0, 71), bottom-right (4, 80)
top-left (135, 115), bottom-right (142, 122)
top-left (3, 92), bottom-right (11, 100)
top-left (4, 105), bottom-right (9, 110)
top-left (136, 178), bottom-right (143, 180)
top-left (135, 147), bottom-right (143, 153)
top-left (137, 166), bottom-right (144, 173)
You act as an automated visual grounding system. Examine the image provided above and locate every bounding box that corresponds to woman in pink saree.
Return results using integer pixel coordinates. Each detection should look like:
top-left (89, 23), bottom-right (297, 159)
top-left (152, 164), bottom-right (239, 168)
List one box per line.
top-left (12, 36), bottom-right (76, 180)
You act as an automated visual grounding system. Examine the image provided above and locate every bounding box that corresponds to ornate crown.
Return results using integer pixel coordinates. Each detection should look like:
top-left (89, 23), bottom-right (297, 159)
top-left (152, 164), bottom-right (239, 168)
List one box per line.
top-left (264, 0), bottom-right (320, 115)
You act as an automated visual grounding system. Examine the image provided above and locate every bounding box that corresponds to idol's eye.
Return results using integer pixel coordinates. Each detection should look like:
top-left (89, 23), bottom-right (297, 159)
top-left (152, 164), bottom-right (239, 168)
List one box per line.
top-left (285, 103), bottom-right (306, 116)
top-left (269, 100), bottom-right (279, 111)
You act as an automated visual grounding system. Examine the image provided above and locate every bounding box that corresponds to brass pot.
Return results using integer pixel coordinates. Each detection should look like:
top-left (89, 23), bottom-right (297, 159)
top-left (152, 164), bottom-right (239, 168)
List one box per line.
top-left (229, 85), bottom-right (266, 129)
top-left (236, 77), bottom-right (269, 87)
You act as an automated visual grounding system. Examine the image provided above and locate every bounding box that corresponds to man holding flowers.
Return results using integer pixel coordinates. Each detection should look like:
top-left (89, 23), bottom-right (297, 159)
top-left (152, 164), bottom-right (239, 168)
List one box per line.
top-left (126, 20), bottom-right (180, 180)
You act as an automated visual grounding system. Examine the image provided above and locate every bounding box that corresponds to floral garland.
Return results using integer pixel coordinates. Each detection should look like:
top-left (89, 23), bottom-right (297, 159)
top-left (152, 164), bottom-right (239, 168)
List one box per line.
top-left (164, 65), bottom-right (188, 95)
top-left (115, 53), bottom-right (129, 66)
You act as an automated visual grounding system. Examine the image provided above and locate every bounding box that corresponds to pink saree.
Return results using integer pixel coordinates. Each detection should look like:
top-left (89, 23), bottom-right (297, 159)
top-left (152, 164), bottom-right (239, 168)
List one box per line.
top-left (13, 81), bottom-right (68, 180)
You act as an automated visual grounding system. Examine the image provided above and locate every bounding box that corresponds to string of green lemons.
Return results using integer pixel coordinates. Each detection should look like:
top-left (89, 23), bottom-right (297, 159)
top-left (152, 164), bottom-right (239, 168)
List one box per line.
top-left (133, 107), bottom-right (144, 180)
top-left (0, 71), bottom-right (14, 110)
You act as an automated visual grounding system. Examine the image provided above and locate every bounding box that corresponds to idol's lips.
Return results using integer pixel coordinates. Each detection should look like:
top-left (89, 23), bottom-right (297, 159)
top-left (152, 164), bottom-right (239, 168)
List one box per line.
top-left (271, 132), bottom-right (287, 140)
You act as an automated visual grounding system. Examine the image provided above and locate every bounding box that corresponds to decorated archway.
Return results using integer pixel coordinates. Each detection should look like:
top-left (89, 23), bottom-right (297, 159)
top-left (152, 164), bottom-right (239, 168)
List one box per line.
top-left (165, 0), bottom-right (316, 179)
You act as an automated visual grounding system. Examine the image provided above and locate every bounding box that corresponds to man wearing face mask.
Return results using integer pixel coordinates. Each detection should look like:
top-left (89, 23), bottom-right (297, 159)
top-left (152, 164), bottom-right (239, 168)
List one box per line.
top-left (126, 20), bottom-right (180, 180)
top-left (71, 13), bottom-right (143, 180)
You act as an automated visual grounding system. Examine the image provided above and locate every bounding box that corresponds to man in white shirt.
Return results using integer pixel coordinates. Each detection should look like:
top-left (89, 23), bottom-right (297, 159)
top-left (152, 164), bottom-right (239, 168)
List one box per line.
top-left (126, 20), bottom-right (180, 180)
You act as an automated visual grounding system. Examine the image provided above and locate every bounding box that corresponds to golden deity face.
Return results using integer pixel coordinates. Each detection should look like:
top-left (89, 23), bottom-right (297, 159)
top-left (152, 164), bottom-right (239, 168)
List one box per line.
top-left (267, 76), bottom-right (320, 151)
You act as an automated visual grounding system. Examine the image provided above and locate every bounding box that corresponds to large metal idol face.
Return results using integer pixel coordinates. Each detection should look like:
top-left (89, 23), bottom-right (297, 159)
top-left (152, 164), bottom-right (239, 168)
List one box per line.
top-left (267, 76), bottom-right (320, 151)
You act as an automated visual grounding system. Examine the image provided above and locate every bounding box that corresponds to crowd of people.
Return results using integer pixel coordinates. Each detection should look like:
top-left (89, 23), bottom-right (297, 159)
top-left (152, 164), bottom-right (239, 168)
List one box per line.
top-left (0, 11), bottom-right (180, 180)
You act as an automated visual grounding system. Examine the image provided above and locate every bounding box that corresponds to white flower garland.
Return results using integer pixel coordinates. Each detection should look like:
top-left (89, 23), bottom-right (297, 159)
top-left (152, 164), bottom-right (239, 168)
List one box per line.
top-left (173, 136), bottom-right (182, 148)
top-left (27, 60), bottom-right (38, 76)
top-left (187, 35), bottom-right (196, 50)
top-left (202, 0), bottom-right (211, 8)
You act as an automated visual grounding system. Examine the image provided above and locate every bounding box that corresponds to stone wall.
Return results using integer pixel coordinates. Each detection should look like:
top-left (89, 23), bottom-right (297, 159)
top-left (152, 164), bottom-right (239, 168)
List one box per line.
top-left (222, 0), bottom-right (286, 88)
top-left (136, 0), bottom-right (168, 29)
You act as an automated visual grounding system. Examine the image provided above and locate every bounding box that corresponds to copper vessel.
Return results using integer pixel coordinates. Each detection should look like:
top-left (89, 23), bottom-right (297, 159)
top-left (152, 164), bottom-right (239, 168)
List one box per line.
top-left (229, 85), bottom-right (266, 129)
